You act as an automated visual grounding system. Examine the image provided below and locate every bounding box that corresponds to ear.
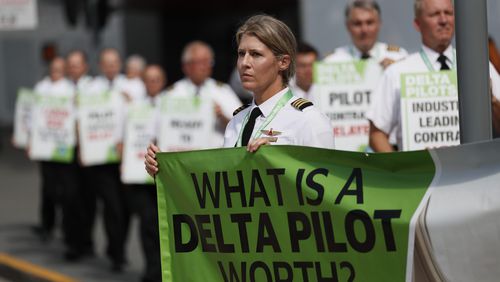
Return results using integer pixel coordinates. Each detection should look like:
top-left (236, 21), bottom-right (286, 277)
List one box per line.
top-left (413, 18), bottom-right (421, 33)
top-left (278, 54), bottom-right (291, 71)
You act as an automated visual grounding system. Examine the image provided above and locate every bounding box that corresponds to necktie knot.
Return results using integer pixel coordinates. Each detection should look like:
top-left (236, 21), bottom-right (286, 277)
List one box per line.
top-left (249, 107), bottom-right (262, 120)
top-left (361, 52), bottom-right (371, 60)
top-left (240, 107), bottom-right (262, 146)
top-left (437, 54), bottom-right (450, 70)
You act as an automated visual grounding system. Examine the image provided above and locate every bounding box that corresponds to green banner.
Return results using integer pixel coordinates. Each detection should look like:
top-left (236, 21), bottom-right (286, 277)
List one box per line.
top-left (156, 146), bottom-right (435, 281)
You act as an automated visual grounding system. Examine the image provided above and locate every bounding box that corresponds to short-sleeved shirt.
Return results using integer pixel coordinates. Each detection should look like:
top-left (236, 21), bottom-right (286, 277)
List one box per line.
top-left (323, 42), bottom-right (408, 63)
top-left (88, 74), bottom-right (145, 101)
top-left (366, 44), bottom-right (500, 150)
top-left (223, 87), bottom-right (334, 149)
top-left (34, 77), bottom-right (75, 97)
top-left (167, 77), bottom-right (242, 147)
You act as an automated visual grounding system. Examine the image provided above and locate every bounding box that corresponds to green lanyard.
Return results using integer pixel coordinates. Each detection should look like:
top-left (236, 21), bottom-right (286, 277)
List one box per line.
top-left (236, 90), bottom-right (293, 147)
top-left (419, 48), bottom-right (456, 71)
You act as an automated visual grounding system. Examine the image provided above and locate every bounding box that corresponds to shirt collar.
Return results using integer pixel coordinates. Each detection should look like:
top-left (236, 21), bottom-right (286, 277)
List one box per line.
top-left (352, 42), bottom-right (380, 59)
top-left (422, 44), bottom-right (454, 65)
top-left (251, 87), bottom-right (289, 118)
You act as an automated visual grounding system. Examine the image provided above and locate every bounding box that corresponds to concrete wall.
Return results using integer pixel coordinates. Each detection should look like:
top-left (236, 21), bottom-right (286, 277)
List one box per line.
top-left (0, 0), bottom-right (125, 125)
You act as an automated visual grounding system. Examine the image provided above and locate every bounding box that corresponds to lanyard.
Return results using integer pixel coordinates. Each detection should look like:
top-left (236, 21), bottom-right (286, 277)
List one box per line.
top-left (419, 48), bottom-right (456, 71)
top-left (236, 90), bottom-right (293, 147)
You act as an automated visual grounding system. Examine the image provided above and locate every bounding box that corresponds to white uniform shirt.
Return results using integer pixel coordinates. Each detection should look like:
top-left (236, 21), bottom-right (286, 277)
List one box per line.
top-left (224, 87), bottom-right (334, 149)
top-left (366, 44), bottom-right (500, 150)
top-left (68, 75), bottom-right (93, 94)
top-left (34, 77), bottom-right (75, 98)
top-left (167, 78), bottom-right (242, 147)
top-left (88, 74), bottom-right (146, 103)
top-left (323, 42), bottom-right (408, 63)
top-left (121, 77), bottom-right (146, 102)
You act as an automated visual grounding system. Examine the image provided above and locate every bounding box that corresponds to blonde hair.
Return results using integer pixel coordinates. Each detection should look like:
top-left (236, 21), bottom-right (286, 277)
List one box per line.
top-left (236, 14), bottom-right (297, 85)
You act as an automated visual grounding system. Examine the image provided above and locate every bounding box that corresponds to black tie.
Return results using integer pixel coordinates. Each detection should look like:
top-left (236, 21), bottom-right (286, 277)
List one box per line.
top-left (361, 53), bottom-right (371, 60)
top-left (241, 107), bottom-right (262, 146)
top-left (438, 54), bottom-right (450, 70)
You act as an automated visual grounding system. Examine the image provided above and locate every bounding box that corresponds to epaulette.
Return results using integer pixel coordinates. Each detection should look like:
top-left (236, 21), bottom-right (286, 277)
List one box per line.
top-left (387, 44), bottom-right (401, 52)
top-left (233, 104), bottom-right (250, 116)
top-left (216, 80), bottom-right (225, 87)
top-left (291, 98), bottom-right (313, 111)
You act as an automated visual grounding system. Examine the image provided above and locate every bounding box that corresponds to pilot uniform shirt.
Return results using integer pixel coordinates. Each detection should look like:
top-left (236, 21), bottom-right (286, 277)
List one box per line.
top-left (323, 42), bottom-right (408, 63)
top-left (223, 87), bottom-right (334, 149)
top-left (70, 75), bottom-right (93, 94)
top-left (366, 44), bottom-right (500, 150)
top-left (121, 77), bottom-right (146, 102)
top-left (167, 77), bottom-right (242, 147)
top-left (34, 76), bottom-right (75, 97)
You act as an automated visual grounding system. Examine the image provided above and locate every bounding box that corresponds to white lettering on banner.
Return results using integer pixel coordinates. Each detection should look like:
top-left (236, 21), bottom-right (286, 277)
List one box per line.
top-left (314, 61), bottom-right (382, 151)
top-left (400, 71), bottom-right (460, 151)
top-left (158, 96), bottom-right (216, 151)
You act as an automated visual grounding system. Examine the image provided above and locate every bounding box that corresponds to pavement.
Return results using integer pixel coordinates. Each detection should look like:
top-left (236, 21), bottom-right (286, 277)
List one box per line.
top-left (0, 127), bottom-right (145, 282)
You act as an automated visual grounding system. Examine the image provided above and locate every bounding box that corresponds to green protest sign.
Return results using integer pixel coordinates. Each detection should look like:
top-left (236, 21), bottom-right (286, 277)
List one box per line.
top-left (156, 146), bottom-right (435, 281)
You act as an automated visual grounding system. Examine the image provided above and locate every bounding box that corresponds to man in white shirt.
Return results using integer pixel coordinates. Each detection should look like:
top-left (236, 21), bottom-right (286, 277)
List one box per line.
top-left (122, 54), bottom-right (147, 103)
top-left (367, 0), bottom-right (500, 152)
top-left (324, 0), bottom-right (407, 67)
top-left (167, 41), bottom-right (242, 147)
top-left (66, 50), bottom-right (93, 91)
top-left (32, 57), bottom-right (86, 261)
top-left (122, 64), bottom-right (165, 282)
top-left (79, 48), bottom-right (128, 271)
top-left (289, 42), bottom-right (319, 101)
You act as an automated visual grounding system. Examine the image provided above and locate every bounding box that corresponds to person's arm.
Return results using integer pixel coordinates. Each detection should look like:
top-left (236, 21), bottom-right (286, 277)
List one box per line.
top-left (379, 58), bottom-right (396, 70)
top-left (214, 103), bottom-right (230, 127)
top-left (369, 121), bottom-right (394, 152)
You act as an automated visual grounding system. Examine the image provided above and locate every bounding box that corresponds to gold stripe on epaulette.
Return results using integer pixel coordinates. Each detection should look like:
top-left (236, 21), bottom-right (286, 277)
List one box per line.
top-left (387, 44), bottom-right (401, 52)
top-left (291, 98), bottom-right (313, 111)
top-left (233, 104), bottom-right (250, 116)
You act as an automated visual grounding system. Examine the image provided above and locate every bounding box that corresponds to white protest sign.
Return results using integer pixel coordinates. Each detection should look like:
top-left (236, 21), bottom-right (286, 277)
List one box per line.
top-left (400, 71), bottom-right (459, 151)
top-left (121, 102), bottom-right (156, 184)
top-left (13, 88), bottom-right (35, 149)
top-left (78, 91), bottom-right (123, 166)
top-left (0, 0), bottom-right (37, 30)
top-left (29, 93), bottom-right (76, 162)
top-left (158, 96), bottom-right (215, 151)
top-left (314, 60), bottom-right (381, 151)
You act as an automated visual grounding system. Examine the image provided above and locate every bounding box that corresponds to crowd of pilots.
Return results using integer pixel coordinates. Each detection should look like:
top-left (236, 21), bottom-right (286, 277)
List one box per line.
top-left (20, 0), bottom-right (500, 282)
